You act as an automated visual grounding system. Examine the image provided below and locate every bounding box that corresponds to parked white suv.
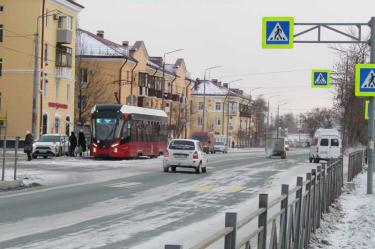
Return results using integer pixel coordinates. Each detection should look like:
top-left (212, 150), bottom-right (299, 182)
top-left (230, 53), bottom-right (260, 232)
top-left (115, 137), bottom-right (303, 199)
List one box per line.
top-left (33, 134), bottom-right (69, 158)
top-left (163, 139), bottom-right (208, 174)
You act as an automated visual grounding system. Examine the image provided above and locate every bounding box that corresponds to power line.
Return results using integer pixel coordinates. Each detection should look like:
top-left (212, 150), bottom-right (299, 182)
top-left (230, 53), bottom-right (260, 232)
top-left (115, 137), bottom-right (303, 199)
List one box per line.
top-left (220, 68), bottom-right (311, 78)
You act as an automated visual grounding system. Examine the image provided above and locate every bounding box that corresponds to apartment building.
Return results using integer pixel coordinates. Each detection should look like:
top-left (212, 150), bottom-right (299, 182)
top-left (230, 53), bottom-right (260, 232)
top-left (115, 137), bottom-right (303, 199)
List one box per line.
top-left (0, 0), bottom-right (84, 140)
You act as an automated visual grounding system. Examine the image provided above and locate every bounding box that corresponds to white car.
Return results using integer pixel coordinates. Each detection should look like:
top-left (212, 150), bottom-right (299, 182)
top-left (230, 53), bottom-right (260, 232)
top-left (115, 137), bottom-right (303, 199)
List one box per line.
top-left (32, 134), bottom-right (69, 158)
top-left (163, 139), bottom-right (208, 174)
top-left (214, 141), bottom-right (228, 153)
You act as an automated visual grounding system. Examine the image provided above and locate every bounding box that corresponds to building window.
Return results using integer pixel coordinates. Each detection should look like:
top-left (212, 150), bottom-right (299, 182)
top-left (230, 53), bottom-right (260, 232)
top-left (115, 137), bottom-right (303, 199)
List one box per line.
top-left (215, 102), bottom-right (221, 111)
top-left (155, 77), bottom-right (162, 90)
top-left (198, 116), bottom-right (203, 126)
top-left (44, 43), bottom-right (48, 62)
top-left (0, 6), bottom-right (4, 12)
top-left (56, 81), bottom-right (60, 99)
top-left (138, 72), bottom-right (147, 87)
top-left (58, 15), bottom-right (73, 30)
top-left (65, 116), bottom-right (70, 136)
top-left (78, 95), bottom-right (87, 110)
top-left (0, 25), bottom-right (3, 42)
top-left (42, 114), bottom-right (48, 134)
top-left (79, 68), bottom-right (88, 87)
top-left (54, 117), bottom-right (60, 134)
top-left (56, 45), bottom-right (72, 68)
top-left (198, 102), bottom-right (204, 111)
top-left (67, 84), bottom-right (70, 101)
top-left (148, 75), bottom-right (155, 89)
top-left (45, 9), bottom-right (49, 27)
top-left (43, 80), bottom-right (47, 96)
top-left (0, 58), bottom-right (2, 76)
top-left (215, 117), bottom-right (221, 126)
top-left (126, 71), bottom-right (130, 83)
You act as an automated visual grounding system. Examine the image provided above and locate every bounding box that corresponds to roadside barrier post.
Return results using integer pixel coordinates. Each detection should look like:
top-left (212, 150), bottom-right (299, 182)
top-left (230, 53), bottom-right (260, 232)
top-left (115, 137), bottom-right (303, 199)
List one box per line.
top-left (224, 212), bottom-right (237, 249)
top-left (316, 166), bottom-right (322, 229)
top-left (14, 137), bottom-right (19, 180)
top-left (258, 194), bottom-right (268, 249)
top-left (311, 169), bottom-right (317, 233)
top-left (294, 177), bottom-right (303, 249)
top-left (305, 173), bottom-right (312, 246)
top-left (280, 184), bottom-right (289, 249)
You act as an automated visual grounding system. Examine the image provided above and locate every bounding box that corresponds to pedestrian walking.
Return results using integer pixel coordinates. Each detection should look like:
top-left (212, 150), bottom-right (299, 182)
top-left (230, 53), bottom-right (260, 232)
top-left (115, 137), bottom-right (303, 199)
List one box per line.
top-left (69, 131), bottom-right (77, 157)
top-left (78, 129), bottom-right (86, 157)
top-left (232, 140), bottom-right (235, 149)
top-left (24, 131), bottom-right (33, 161)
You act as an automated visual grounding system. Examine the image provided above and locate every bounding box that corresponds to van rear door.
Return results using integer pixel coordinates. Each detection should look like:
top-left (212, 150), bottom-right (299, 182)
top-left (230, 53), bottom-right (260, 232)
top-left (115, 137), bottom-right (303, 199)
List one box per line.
top-left (329, 136), bottom-right (341, 158)
top-left (318, 136), bottom-right (330, 159)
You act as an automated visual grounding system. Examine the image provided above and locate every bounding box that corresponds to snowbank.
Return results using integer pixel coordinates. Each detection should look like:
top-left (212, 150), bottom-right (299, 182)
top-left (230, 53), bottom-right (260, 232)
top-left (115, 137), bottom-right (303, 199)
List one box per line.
top-left (310, 172), bottom-right (375, 249)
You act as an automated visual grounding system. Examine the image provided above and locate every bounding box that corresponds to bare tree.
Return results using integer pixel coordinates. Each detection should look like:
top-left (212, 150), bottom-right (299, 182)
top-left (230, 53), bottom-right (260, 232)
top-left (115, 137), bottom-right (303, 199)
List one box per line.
top-left (300, 108), bottom-right (337, 137)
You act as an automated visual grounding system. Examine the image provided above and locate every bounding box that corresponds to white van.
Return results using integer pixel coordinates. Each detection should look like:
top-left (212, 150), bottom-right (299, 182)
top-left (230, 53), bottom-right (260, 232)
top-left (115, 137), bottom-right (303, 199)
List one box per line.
top-left (309, 128), bottom-right (341, 163)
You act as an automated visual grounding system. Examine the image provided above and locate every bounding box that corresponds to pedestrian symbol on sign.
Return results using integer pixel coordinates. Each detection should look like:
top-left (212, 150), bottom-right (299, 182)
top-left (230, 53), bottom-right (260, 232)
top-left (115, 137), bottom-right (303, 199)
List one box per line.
top-left (311, 70), bottom-right (330, 88)
top-left (267, 23), bottom-right (288, 41)
top-left (355, 64), bottom-right (375, 96)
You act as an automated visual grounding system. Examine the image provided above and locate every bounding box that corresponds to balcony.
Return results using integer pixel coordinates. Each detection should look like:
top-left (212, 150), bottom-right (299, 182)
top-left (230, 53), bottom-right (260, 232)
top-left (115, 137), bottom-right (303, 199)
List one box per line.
top-left (56, 67), bottom-right (72, 79)
top-left (57, 29), bottom-right (72, 44)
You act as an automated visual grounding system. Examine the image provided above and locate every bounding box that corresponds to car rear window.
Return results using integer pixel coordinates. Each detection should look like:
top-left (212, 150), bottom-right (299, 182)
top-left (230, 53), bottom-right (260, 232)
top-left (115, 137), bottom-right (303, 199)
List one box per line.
top-left (169, 140), bottom-right (195, 150)
top-left (215, 142), bottom-right (224, 145)
top-left (320, 139), bottom-right (329, 146)
top-left (331, 139), bottom-right (339, 146)
top-left (192, 135), bottom-right (208, 142)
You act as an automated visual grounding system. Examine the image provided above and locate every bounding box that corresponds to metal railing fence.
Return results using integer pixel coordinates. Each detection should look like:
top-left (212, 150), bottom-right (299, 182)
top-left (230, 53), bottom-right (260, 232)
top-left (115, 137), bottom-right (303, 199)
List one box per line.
top-left (0, 136), bottom-right (20, 181)
top-left (165, 151), bottom-right (365, 249)
top-left (347, 150), bottom-right (365, 182)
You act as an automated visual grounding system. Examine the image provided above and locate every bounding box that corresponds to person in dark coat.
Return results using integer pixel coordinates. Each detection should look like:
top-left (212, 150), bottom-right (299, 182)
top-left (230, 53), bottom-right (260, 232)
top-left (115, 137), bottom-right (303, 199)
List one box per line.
top-left (78, 130), bottom-right (86, 157)
top-left (24, 131), bottom-right (34, 161)
top-left (69, 131), bottom-right (77, 157)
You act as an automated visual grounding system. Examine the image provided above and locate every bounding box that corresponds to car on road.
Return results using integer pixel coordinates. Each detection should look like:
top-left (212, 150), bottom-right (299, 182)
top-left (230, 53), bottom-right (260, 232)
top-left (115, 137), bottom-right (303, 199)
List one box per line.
top-left (214, 141), bottom-right (228, 153)
top-left (32, 134), bottom-right (69, 159)
top-left (192, 131), bottom-right (215, 154)
top-left (163, 139), bottom-right (208, 174)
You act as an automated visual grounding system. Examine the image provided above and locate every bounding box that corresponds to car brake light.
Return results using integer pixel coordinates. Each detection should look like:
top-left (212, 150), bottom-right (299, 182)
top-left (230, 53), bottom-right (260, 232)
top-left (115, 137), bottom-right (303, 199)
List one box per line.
top-left (193, 151), bottom-right (199, 159)
top-left (164, 151), bottom-right (169, 158)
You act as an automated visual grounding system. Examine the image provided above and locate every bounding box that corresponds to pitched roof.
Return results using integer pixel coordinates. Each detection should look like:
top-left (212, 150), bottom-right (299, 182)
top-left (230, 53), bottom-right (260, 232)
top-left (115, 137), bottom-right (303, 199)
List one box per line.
top-left (66, 0), bottom-right (84, 8)
top-left (77, 29), bottom-right (131, 58)
top-left (192, 80), bottom-right (250, 98)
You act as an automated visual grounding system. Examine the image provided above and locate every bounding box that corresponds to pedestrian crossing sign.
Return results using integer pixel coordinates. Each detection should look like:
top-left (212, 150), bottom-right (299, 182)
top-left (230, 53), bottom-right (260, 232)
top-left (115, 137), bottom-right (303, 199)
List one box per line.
top-left (311, 70), bottom-right (330, 88)
top-left (355, 64), bottom-right (375, 96)
top-left (262, 17), bottom-right (294, 49)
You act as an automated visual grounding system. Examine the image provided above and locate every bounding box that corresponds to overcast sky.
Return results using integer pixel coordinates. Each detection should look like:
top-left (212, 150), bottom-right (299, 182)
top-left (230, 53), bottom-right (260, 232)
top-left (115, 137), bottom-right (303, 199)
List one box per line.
top-left (77, 0), bottom-right (375, 115)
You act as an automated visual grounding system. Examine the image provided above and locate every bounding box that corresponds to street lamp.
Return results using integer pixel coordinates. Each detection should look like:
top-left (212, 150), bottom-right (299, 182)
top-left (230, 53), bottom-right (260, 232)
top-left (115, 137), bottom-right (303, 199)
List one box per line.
top-left (162, 49), bottom-right (184, 110)
top-left (202, 65), bottom-right (221, 131)
top-left (277, 100), bottom-right (287, 138)
top-left (266, 95), bottom-right (279, 140)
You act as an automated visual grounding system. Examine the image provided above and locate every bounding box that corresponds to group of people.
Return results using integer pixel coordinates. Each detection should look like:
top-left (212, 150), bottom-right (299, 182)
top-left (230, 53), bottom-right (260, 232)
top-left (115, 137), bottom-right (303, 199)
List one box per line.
top-left (68, 130), bottom-right (87, 157)
top-left (23, 130), bottom-right (87, 161)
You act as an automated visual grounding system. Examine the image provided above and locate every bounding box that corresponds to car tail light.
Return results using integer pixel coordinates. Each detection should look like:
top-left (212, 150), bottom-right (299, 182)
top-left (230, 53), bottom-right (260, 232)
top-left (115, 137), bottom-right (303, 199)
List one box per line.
top-left (164, 151), bottom-right (169, 158)
top-left (193, 151), bottom-right (199, 159)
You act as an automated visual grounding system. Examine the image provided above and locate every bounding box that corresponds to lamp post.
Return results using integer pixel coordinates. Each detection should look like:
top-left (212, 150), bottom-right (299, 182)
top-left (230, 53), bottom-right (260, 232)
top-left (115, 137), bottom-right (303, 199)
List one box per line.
top-left (276, 101), bottom-right (287, 139)
top-left (162, 49), bottom-right (184, 111)
top-left (266, 95), bottom-right (279, 141)
top-left (202, 65), bottom-right (221, 131)
top-left (248, 87), bottom-right (262, 146)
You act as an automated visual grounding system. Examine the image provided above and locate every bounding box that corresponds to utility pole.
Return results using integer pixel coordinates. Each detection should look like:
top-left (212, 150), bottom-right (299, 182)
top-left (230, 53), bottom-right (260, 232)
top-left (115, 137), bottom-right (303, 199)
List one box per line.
top-left (367, 17), bottom-right (375, 194)
top-left (32, 32), bottom-right (40, 136)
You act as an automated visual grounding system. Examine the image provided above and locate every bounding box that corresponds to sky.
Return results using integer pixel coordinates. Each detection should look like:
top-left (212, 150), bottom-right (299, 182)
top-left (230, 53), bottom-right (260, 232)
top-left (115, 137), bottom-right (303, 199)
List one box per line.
top-left (77, 0), bottom-right (375, 115)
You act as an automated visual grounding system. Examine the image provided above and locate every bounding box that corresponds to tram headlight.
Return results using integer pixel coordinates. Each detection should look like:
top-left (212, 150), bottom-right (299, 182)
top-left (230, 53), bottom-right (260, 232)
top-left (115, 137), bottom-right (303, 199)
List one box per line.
top-left (111, 143), bottom-right (119, 148)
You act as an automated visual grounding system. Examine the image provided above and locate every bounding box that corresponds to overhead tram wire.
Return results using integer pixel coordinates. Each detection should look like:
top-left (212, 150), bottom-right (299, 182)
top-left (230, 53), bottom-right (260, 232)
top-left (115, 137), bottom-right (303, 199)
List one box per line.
top-left (219, 68), bottom-right (311, 78)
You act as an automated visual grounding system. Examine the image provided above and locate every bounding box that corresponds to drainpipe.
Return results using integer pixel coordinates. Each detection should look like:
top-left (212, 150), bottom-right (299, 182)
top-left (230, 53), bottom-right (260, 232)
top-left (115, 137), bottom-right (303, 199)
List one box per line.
top-left (169, 74), bottom-right (178, 130)
top-left (39, 0), bottom-right (46, 137)
top-left (184, 79), bottom-right (193, 138)
top-left (130, 61), bottom-right (138, 105)
top-left (117, 57), bottom-right (128, 104)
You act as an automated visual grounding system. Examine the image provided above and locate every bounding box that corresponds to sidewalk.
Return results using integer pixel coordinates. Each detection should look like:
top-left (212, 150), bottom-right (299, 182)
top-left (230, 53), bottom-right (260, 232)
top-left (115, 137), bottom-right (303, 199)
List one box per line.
top-left (310, 172), bottom-right (375, 249)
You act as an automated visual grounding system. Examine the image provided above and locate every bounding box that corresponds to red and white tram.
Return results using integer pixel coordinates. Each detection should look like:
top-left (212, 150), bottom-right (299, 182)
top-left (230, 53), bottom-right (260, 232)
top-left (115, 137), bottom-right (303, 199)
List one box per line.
top-left (90, 104), bottom-right (168, 158)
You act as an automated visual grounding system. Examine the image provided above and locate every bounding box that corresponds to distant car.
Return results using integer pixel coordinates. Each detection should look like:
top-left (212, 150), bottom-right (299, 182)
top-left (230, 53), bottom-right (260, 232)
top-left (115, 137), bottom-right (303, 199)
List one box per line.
top-left (32, 134), bottom-right (69, 159)
top-left (163, 139), bottom-right (208, 174)
top-left (214, 141), bottom-right (228, 153)
top-left (192, 131), bottom-right (215, 154)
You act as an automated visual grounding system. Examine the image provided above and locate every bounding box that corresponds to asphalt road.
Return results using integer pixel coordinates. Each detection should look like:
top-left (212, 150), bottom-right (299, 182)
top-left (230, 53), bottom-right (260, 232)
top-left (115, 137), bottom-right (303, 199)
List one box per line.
top-left (0, 149), bottom-right (310, 249)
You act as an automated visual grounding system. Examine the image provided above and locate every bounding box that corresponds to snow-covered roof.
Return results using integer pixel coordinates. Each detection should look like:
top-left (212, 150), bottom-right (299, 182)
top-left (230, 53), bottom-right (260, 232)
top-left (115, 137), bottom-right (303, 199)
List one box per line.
top-left (120, 105), bottom-right (168, 118)
top-left (191, 81), bottom-right (230, 96)
top-left (77, 30), bottom-right (129, 57)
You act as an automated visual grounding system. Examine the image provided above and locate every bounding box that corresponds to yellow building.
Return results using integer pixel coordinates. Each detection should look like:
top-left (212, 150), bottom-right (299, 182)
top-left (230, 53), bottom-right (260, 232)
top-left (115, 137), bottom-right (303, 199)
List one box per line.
top-left (76, 30), bottom-right (192, 138)
top-left (0, 0), bottom-right (84, 141)
top-left (191, 80), bottom-right (253, 146)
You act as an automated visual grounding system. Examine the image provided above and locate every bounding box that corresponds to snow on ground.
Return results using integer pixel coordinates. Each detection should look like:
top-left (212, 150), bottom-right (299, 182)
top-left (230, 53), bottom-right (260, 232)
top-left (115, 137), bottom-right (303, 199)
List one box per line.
top-left (310, 172), bottom-right (375, 249)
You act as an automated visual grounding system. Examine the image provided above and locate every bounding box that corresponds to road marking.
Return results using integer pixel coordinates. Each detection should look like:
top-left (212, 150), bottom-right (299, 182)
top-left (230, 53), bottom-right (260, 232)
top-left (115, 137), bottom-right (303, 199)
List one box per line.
top-left (191, 185), bottom-right (214, 193)
top-left (224, 186), bottom-right (245, 193)
top-left (105, 181), bottom-right (142, 188)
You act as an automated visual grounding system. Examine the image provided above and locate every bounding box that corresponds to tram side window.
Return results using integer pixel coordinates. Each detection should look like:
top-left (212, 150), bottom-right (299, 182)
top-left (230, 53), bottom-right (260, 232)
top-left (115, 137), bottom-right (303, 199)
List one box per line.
top-left (121, 121), bottom-right (131, 143)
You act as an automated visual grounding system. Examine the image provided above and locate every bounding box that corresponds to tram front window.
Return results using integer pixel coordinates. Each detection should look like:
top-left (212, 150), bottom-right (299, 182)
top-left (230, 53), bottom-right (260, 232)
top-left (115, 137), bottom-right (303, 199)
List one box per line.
top-left (94, 118), bottom-right (119, 141)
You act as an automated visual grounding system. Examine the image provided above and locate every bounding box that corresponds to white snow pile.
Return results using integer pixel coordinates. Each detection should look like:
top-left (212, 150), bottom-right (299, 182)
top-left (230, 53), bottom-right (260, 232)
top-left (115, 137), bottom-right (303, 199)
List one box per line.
top-left (310, 172), bottom-right (375, 249)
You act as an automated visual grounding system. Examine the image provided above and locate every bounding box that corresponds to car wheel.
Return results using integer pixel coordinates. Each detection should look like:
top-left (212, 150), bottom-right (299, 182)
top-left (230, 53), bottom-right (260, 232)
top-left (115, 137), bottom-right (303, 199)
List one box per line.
top-left (171, 166), bottom-right (176, 172)
top-left (32, 155), bottom-right (37, 159)
top-left (163, 167), bottom-right (169, 173)
top-left (58, 148), bottom-right (62, 157)
top-left (195, 162), bottom-right (201, 174)
top-left (43, 156), bottom-right (48, 159)
top-left (314, 158), bottom-right (320, 163)
top-left (202, 166), bottom-right (207, 173)
top-left (309, 157), bottom-right (313, 163)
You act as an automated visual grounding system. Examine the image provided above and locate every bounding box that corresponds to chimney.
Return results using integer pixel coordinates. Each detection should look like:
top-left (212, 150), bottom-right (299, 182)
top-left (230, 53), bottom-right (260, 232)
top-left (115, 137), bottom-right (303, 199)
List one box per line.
top-left (223, 83), bottom-right (228, 88)
top-left (122, 41), bottom-right (129, 47)
top-left (96, 30), bottom-right (104, 38)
